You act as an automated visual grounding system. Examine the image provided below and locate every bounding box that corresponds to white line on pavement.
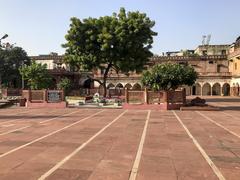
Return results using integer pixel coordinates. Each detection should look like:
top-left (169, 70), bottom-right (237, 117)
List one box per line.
top-left (0, 125), bottom-right (30, 136)
top-left (196, 111), bottom-right (240, 139)
top-left (129, 110), bottom-right (151, 180)
top-left (1, 124), bottom-right (15, 127)
top-left (173, 111), bottom-right (226, 180)
top-left (0, 112), bottom-right (44, 125)
top-left (40, 110), bottom-right (80, 124)
top-left (222, 111), bottom-right (239, 120)
top-left (0, 109), bottom-right (75, 136)
top-left (0, 109), bottom-right (61, 126)
top-left (38, 110), bottom-right (127, 180)
top-left (0, 110), bottom-right (104, 159)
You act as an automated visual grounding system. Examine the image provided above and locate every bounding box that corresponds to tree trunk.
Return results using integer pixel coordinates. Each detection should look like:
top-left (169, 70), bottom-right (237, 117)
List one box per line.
top-left (0, 74), bottom-right (2, 89)
top-left (102, 63), bottom-right (112, 98)
top-left (102, 81), bottom-right (107, 97)
top-left (86, 63), bottom-right (112, 98)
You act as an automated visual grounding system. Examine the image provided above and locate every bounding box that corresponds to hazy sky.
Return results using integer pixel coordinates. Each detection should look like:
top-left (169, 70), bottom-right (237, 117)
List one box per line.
top-left (0, 0), bottom-right (239, 56)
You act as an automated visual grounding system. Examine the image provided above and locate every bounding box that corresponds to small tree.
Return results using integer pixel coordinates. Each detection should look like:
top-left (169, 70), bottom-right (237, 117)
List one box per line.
top-left (0, 46), bottom-right (30, 87)
top-left (141, 63), bottom-right (198, 91)
top-left (63, 8), bottom-right (157, 97)
top-left (19, 61), bottom-right (52, 90)
top-left (57, 78), bottom-right (72, 93)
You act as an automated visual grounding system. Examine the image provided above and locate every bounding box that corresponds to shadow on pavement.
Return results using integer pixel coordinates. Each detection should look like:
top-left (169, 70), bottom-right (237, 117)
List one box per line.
top-left (206, 98), bottom-right (240, 103)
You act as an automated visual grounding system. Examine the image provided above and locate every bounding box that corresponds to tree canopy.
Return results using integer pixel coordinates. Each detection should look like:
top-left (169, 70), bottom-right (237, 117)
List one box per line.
top-left (57, 77), bottom-right (72, 93)
top-left (19, 61), bottom-right (52, 90)
top-left (63, 7), bottom-right (157, 96)
top-left (141, 63), bottom-right (198, 91)
top-left (0, 46), bottom-right (30, 88)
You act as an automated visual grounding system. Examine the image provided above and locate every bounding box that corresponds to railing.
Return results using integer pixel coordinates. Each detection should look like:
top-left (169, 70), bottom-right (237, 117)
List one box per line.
top-left (125, 89), bottom-right (186, 105)
top-left (148, 91), bottom-right (164, 104)
top-left (47, 90), bottom-right (64, 102)
top-left (198, 72), bottom-right (232, 76)
top-left (30, 90), bottom-right (45, 102)
top-left (22, 90), bottom-right (64, 103)
top-left (67, 88), bottom-right (125, 97)
top-left (1, 88), bottom-right (22, 97)
top-left (127, 91), bottom-right (145, 104)
top-left (168, 90), bottom-right (185, 103)
top-left (151, 55), bottom-right (227, 61)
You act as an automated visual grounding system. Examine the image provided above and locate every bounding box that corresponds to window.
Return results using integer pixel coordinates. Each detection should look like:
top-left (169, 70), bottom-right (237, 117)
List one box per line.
top-left (100, 69), bottom-right (104, 75)
top-left (202, 50), bottom-right (207, 56)
top-left (217, 65), bottom-right (221, 72)
top-left (209, 61), bottom-right (214, 64)
top-left (221, 50), bottom-right (226, 55)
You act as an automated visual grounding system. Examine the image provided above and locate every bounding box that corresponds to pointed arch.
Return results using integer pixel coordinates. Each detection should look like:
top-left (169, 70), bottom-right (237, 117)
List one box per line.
top-left (132, 83), bottom-right (142, 90)
top-left (202, 83), bottom-right (211, 95)
top-left (212, 83), bottom-right (221, 95)
top-left (124, 83), bottom-right (132, 89)
top-left (192, 83), bottom-right (201, 95)
top-left (237, 83), bottom-right (240, 96)
top-left (107, 83), bottom-right (115, 89)
top-left (115, 83), bottom-right (124, 89)
top-left (222, 83), bottom-right (230, 96)
top-left (83, 78), bottom-right (92, 89)
top-left (98, 84), bottom-right (104, 96)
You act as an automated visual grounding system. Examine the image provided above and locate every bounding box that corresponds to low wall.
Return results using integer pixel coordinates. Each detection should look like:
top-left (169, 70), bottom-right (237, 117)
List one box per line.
top-left (22, 89), bottom-right (66, 108)
top-left (124, 88), bottom-right (186, 110)
top-left (123, 103), bottom-right (183, 110)
top-left (26, 101), bottom-right (66, 108)
top-left (1, 88), bottom-right (22, 97)
top-left (68, 88), bottom-right (125, 97)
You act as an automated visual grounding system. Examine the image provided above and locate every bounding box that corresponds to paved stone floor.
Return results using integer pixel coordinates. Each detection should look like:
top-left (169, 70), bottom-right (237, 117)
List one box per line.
top-left (0, 98), bottom-right (239, 180)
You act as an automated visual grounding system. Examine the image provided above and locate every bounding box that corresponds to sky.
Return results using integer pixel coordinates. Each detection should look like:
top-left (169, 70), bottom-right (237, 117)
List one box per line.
top-left (0, 0), bottom-right (239, 56)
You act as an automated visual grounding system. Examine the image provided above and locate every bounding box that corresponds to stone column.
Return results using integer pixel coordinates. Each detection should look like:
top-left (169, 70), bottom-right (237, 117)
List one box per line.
top-left (182, 88), bottom-right (186, 105)
top-left (210, 85), bottom-right (213, 96)
top-left (221, 86), bottom-right (223, 96)
top-left (162, 91), bottom-right (168, 103)
top-left (125, 88), bottom-right (129, 103)
top-left (44, 89), bottom-right (48, 102)
top-left (144, 88), bottom-right (148, 104)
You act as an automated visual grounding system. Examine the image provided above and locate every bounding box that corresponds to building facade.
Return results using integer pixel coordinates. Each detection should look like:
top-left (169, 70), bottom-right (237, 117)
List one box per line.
top-left (93, 44), bottom-right (232, 96)
top-left (32, 38), bottom-right (240, 96)
top-left (30, 53), bottom-right (93, 89)
top-left (229, 37), bottom-right (240, 96)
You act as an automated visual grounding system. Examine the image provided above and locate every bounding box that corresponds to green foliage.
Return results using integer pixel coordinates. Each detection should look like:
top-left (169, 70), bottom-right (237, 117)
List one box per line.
top-left (63, 7), bottom-right (157, 96)
top-left (19, 61), bottom-right (52, 90)
top-left (141, 63), bottom-right (198, 91)
top-left (57, 78), bottom-right (72, 92)
top-left (0, 47), bottom-right (30, 87)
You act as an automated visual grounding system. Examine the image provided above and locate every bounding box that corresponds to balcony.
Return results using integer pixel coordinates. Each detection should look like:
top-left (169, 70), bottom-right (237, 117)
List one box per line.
top-left (198, 72), bottom-right (232, 77)
top-left (151, 55), bottom-right (227, 61)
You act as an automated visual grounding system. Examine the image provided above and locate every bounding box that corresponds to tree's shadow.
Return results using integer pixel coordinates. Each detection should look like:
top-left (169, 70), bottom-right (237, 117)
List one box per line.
top-left (0, 115), bottom-right (76, 120)
top-left (206, 98), bottom-right (240, 103)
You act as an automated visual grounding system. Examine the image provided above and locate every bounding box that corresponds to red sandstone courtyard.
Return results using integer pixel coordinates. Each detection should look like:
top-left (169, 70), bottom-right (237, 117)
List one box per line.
top-left (0, 98), bottom-right (240, 180)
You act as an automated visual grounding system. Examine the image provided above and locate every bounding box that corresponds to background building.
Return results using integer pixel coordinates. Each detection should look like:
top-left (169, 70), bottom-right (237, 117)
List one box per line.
top-left (32, 38), bottom-right (239, 97)
top-left (229, 37), bottom-right (240, 96)
top-left (93, 44), bottom-right (232, 96)
top-left (30, 53), bottom-right (93, 89)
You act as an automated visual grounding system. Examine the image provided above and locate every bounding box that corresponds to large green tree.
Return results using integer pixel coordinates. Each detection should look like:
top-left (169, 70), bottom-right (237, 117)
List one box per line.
top-left (0, 46), bottom-right (30, 88)
top-left (63, 7), bottom-right (157, 97)
top-left (19, 61), bottom-right (52, 90)
top-left (141, 63), bottom-right (198, 91)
